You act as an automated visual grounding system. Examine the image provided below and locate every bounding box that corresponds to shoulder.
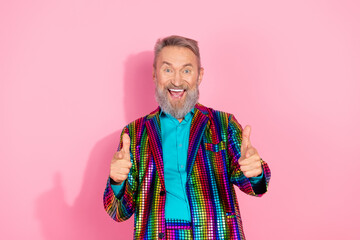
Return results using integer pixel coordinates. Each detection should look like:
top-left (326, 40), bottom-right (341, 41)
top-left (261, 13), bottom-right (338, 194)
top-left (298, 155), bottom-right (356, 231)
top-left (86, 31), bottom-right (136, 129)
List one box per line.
top-left (195, 103), bottom-right (234, 121)
top-left (196, 103), bottom-right (242, 130)
top-left (124, 107), bottom-right (160, 129)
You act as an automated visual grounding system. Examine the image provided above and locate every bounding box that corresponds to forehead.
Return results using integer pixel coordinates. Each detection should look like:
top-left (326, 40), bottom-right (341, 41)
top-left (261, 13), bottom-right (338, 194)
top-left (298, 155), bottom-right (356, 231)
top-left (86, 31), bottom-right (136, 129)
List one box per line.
top-left (157, 46), bottom-right (198, 67)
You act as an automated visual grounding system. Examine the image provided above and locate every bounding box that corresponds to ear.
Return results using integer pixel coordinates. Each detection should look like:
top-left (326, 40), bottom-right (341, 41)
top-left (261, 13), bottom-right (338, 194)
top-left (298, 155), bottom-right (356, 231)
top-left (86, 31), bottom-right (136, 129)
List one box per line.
top-left (152, 68), bottom-right (156, 83)
top-left (197, 67), bottom-right (204, 85)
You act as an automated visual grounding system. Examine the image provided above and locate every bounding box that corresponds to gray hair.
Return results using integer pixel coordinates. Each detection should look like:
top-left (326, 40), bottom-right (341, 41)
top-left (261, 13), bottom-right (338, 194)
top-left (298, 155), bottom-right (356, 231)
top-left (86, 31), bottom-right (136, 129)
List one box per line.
top-left (153, 35), bottom-right (201, 70)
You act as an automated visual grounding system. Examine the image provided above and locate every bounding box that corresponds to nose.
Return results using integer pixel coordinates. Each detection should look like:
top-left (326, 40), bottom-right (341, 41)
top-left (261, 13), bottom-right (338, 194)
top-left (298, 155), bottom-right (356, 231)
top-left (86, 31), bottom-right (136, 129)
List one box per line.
top-left (171, 71), bottom-right (182, 87)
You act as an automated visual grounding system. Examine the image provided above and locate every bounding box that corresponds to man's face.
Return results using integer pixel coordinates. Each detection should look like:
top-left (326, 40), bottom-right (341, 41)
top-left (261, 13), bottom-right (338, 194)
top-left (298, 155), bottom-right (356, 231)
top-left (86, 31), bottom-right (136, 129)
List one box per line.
top-left (153, 46), bottom-right (204, 119)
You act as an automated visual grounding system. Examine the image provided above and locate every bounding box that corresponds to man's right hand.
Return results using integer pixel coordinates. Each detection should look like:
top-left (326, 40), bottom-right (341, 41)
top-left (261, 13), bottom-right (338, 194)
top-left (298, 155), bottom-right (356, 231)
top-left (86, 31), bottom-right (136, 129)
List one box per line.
top-left (110, 133), bottom-right (132, 185)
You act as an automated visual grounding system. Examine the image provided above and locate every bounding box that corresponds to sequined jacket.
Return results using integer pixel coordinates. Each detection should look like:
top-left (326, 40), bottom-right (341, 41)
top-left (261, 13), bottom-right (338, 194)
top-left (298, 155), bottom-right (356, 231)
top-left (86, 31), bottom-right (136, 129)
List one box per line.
top-left (103, 103), bottom-right (271, 239)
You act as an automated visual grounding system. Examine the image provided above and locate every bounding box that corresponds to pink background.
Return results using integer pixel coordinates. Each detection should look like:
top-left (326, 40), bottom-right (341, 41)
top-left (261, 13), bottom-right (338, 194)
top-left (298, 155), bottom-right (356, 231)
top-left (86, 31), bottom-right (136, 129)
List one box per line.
top-left (1, 0), bottom-right (359, 239)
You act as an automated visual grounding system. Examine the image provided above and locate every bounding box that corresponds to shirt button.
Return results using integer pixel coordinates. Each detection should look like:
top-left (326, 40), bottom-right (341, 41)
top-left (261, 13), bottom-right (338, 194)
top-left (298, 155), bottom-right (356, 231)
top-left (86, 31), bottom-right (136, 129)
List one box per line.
top-left (160, 190), bottom-right (165, 196)
top-left (179, 144), bottom-right (182, 148)
top-left (159, 233), bottom-right (165, 238)
top-left (180, 165), bottom-right (184, 169)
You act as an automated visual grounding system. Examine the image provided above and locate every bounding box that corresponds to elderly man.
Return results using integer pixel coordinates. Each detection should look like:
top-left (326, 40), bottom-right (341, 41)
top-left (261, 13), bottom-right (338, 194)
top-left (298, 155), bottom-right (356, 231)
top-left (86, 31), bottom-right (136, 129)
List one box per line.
top-left (103, 35), bottom-right (271, 240)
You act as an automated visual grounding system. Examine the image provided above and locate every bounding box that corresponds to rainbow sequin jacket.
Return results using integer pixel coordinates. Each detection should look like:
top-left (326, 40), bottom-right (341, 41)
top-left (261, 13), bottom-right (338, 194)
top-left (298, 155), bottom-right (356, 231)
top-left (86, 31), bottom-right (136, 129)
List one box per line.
top-left (103, 104), bottom-right (271, 239)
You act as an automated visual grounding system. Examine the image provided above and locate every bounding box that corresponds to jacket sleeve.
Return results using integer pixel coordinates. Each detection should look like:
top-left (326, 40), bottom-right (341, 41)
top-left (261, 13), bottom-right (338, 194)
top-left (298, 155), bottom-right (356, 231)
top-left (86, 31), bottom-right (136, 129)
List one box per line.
top-left (103, 127), bottom-right (138, 222)
top-left (227, 114), bottom-right (271, 197)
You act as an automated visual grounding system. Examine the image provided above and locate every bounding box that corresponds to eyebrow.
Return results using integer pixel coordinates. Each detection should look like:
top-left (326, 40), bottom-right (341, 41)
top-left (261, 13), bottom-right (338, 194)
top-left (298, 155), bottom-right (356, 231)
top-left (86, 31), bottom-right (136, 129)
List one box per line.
top-left (161, 61), bottom-right (193, 68)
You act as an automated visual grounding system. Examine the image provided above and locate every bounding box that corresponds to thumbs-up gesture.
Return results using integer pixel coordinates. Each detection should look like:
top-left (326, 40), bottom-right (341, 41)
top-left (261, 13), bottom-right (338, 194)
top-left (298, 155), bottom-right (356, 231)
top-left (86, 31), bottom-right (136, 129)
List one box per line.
top-left (110, 133), bottom-right (132, 184)
top-left (238, 125), bottom-right (263, 178)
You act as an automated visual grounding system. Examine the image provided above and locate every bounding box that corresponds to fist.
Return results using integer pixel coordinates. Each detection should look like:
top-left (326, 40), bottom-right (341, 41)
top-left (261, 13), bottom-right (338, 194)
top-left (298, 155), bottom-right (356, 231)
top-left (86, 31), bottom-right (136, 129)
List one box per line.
top-left (110, 133), bottom-right (132, 184)
top-left (238, 125), bottom-right (263, 178)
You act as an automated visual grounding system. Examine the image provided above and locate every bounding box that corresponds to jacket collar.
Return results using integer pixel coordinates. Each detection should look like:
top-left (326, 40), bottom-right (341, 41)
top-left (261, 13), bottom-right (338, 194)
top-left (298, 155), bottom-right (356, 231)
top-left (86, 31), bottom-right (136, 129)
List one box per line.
top-left (145, 103), bottom-right (209, 120)
top-left (145, 103), bottom-right (210, 187)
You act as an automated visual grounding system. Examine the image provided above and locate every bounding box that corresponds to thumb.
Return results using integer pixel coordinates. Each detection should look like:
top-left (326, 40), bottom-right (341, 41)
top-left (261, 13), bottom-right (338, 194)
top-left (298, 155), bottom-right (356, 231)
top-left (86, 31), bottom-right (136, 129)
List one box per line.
top-left (122, 133), bottom-right (131, 154)
top-left (241, 125), bottom-right (252, 151)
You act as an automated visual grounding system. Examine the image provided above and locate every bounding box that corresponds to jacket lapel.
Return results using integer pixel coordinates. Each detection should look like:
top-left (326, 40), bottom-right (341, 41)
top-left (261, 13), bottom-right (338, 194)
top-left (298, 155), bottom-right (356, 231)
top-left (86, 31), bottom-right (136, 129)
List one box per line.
top-left (145, 108), bottom-right (166, 189)
top-left (186, 104), bottom-right (209, 181)
top-left (144, 105), bottom-right (209, 186)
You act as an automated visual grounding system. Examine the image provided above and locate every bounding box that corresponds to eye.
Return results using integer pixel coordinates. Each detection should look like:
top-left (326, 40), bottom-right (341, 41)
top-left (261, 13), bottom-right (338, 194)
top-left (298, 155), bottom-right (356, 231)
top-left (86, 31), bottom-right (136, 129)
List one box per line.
top-left (164, 68), bottom-right (172, 73)
top-left (183, 69), bottom-right (191, 74)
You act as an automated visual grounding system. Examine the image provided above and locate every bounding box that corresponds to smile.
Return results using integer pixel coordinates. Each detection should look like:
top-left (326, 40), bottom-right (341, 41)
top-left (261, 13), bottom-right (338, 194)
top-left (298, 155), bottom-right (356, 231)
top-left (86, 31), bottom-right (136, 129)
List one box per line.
top-left (168, 88), bottom-right (186, 98)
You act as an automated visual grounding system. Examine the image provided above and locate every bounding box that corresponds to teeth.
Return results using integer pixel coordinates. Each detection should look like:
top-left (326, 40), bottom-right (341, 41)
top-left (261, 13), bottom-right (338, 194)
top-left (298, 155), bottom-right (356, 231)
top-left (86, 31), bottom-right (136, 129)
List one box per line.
top-left (169, 89), bottom-right (184, 92)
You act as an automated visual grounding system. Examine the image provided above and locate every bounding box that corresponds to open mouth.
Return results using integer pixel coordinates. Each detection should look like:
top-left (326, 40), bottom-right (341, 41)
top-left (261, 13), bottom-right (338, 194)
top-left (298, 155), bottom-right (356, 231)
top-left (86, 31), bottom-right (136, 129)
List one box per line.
top-left (168, 88), bottom-right (186, 99)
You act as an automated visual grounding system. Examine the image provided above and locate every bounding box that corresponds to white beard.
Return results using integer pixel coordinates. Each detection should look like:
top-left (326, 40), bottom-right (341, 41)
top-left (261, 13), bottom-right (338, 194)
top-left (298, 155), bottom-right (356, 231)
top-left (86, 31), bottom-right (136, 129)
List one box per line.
top-left (155, 81), bottom-right (199, 119)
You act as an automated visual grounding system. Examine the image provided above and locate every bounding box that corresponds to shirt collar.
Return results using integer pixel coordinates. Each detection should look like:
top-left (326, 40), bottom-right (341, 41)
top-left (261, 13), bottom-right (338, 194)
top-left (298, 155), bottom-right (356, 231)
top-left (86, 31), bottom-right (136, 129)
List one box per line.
top-left (160, 108), bottom-right (195, 123)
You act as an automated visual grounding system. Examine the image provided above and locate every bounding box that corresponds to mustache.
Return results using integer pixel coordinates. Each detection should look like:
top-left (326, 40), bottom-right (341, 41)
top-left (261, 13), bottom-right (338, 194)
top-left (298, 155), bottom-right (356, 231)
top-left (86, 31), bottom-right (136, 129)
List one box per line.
top-left (153, 77), bottom-right (190, 91)
top-left (165, 83), bottom-right (189, 91)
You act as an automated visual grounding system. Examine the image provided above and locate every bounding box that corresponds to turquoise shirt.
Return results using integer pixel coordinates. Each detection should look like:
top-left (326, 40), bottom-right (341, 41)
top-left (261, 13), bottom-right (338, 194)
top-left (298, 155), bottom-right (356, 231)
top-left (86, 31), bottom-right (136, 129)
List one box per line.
top-left (159, 109), bottom-right (193, 221)
top-left (111, 108), bottom-right (264, 221)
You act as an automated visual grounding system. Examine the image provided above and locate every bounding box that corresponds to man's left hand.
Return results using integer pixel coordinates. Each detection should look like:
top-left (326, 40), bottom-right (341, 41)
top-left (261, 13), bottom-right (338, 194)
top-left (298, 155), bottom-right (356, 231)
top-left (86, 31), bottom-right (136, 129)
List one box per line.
top-left (238, 125), bottom-right (263, 178)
